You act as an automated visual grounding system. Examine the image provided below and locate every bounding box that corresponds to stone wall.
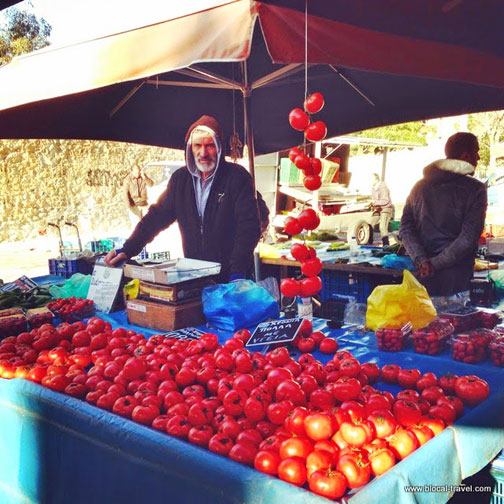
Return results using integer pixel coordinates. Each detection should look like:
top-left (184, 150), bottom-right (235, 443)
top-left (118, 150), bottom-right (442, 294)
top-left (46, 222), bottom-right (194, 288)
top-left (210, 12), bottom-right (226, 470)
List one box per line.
top-left (0, 139), bottom-right (184, 242)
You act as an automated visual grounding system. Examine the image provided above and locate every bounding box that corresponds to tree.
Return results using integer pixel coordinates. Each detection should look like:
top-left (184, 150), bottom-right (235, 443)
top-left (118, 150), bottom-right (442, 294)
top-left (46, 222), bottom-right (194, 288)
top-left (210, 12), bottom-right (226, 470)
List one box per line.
top-left (468, 110), bottom-right (504, 177)
top-left (0, 3), bottom-right (51, 66)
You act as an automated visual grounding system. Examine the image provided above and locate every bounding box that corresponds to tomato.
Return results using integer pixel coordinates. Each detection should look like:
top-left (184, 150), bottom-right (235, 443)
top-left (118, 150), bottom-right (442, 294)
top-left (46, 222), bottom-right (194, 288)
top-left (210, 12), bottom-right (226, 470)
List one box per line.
top-left (428, 403), bottom-right (456, 425)
top-left (367, 410), bottom-right (397, 439)
top-left (288, 108), bottom-right (310, 131)
top-left (330, 377), bottom-right (362, 402)
top-left (284, 217), bottom-right (303, 236)
top-left (368, 448), bottom-right (396, 476)
top-left (408, 425), bottom-right (434, 446)
top-left (380, 364), bottom-right (401, 384)
top-left (266, 368), bottom-right (293, 390)
top-left (416, 372), bottom-right (438, 390)
top-left (304, 92), bottom-right (325, 114)
top-left (319, 338), bottom-right (338, 354)
top-left (439, 373), bottom-right (459, 395)
top-left (340, 400), bottom-right (367, 422)
top-left (188, 403), bottom-right (214, 426)
top-left (290, 243), bottom-right (311, 261)
top-left (336, 450), bottom-right (371, 488)
top-left (365, 394), bottom-right (392, 416)
top-left (254, 450), bottom-right (281, 475)
top-left (218, 418), bottom-right (241, 440)
top-left (188, 425), bottom-right (214, 447)
top-left (360, 362), bottom-right (380, 384)
top-left (299, 276), bottom-right (322, 297)
top-left (208, 433), bottom-right (234, 456)
top-left (279, 437), bottom-right (313, 460)
top-left (309, 389), bottom-right (335, 410)
top-left (64, 382), bottom-right (87, 398)
top-left (132, 404), bottom-right (160, 425)
top-left (229, 440), bottom-right (257, 466)
top-left (392, 400), bottom-right (422, 426)
top-left (294, 153), bottom-right (312, 171)
top-left (285, 406), bottom-right (309, 437)
top-left (113, 395), bottom-right (138, 418)
top-left (308, 468), bottom-right (347, 499)
top-left (306, 449), bottom-right (334, 477)
top-left (396, 389), bottom-right (420, 402)
top-left (278, 457), bottom-right (307, 486)
top-left (437, 395), bottom-right (464, 418)
top-left (305, 121), bottom-right (327, 142)
top-left (339, 420), bottom-right (374, 447)
top-left (267, 400), bottom-right (294, 425)
top-left (454, 375), bottom-right (490, 406)
top-left (418, 415), bottom-right (445, 436)
top-left (297, 337), bottom-right (316, 353)
top-left (223, 389), bottom-right (247, 416)
top-left (72, 330), bottom-right (91, 347)
top-left (420, 386), bottom-right (445, 405)
top-left (123, 357), bottom-right (146, 380)
top-left (303, 413), bottom-right (334, 441)
top-left (387, 427), bottom-right (419, 459)
top-left (397, 368), bottom-right (421, 389)
top-left (166, 414), bottom-right (191, 438)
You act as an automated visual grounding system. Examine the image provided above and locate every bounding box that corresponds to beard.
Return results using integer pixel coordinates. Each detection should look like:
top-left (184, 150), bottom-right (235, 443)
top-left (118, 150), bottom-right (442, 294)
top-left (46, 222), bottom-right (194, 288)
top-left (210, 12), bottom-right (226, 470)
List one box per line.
top-left (195, 157), bottom-right (216, 173)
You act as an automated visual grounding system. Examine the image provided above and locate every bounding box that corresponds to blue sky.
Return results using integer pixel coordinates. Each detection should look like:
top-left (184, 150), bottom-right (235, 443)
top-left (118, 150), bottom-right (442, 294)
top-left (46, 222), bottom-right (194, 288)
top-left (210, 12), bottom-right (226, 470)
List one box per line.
top-left (5, 0), bottom-right (230, 46)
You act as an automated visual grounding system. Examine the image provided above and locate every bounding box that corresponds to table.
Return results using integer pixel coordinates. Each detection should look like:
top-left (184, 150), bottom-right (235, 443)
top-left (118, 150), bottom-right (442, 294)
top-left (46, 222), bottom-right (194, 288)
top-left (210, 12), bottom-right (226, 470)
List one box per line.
top-left (0, 313), bottom-right (503, 504)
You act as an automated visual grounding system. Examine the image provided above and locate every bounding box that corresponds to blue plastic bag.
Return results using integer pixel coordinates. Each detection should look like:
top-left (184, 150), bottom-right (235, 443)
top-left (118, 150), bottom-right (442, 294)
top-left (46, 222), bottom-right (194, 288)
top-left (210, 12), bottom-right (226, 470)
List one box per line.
top-left (202, 279), bottom-right (280, 331)
top-left (381, 254), bottom-right (415, 271)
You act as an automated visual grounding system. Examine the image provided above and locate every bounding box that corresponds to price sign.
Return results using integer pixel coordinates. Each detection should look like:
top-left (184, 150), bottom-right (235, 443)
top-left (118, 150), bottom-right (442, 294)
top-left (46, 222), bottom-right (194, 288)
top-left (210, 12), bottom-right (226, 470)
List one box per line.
top-left (163, 327), bottom-right (207, 341)
top-left (246, 318), bottom-right (303, 347)
top-left (87, 265), bottom-right (123, 314)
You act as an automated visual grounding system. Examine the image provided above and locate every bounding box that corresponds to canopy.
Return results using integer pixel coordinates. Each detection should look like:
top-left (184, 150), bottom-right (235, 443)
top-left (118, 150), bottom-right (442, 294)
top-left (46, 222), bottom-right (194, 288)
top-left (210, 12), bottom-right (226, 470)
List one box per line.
top-left (1, 0), bottom-right (504, 156)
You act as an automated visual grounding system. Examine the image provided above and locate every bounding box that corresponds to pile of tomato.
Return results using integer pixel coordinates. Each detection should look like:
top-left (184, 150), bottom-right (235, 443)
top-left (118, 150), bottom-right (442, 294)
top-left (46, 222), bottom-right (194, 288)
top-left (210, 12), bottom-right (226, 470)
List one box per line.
top-left (0, 317), bottom-right (491, 501)
top-left (47, 297), bottom-right (94, 322)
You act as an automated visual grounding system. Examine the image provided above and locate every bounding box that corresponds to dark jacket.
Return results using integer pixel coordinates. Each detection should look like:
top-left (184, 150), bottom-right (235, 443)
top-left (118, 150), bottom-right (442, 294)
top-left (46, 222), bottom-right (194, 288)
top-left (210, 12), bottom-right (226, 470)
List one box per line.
top-left (122, 116), bottom-right (261, 282)
top-left (399, 159), bottom-right (487, 295)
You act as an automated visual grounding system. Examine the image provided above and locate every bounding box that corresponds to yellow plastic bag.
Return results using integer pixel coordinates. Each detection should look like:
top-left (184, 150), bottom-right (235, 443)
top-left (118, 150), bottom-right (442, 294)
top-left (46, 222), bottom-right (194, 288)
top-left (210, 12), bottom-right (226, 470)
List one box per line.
top-left (366, 270), bottom-right (437, 331)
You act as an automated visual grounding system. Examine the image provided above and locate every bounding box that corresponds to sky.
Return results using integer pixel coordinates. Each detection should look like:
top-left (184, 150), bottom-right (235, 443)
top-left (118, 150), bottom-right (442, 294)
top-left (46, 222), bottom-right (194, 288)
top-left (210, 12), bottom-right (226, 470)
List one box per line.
top-left (5, 0), bottom-right (231, 46)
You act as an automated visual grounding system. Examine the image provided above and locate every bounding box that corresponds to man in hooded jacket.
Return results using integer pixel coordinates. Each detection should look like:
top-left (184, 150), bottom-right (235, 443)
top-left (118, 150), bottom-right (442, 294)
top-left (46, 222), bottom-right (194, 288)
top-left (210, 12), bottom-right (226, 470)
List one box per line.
top-left (399, 132), bottom-right (487, 296)
top-left (105, 115), bottom-right (262, 283)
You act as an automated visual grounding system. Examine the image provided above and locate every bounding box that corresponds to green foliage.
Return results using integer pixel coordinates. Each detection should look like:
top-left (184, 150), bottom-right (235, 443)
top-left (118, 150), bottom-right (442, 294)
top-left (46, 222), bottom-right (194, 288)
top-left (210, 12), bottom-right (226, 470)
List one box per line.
top-left (349, 121), bottom-right (435, 156)
top-left (0, 5), bottom-right (51, 66)
top-left (468, 111), bottom-right (504, 176)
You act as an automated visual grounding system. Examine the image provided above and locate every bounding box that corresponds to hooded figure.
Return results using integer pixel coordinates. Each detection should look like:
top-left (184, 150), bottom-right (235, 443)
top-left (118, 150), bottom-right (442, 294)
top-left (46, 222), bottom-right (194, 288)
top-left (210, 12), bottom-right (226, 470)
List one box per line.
top-left (116, 115), bottom-right (262, 282)
top-left (399, 132), bottom-right (487, 296)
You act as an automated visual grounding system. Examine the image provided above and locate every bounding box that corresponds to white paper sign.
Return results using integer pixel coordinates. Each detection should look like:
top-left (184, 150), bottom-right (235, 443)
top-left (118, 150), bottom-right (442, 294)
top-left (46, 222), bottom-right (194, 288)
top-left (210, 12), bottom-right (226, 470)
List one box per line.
top-left (87, 265), bottom-right (123, 313)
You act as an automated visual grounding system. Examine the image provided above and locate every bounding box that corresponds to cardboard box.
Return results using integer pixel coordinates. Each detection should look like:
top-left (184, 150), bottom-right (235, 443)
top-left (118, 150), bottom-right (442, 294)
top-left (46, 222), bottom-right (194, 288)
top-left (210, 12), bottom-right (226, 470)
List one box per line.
top-left (123, 258), bottom-right (220, 286)
top-left (138, 278), bottom-right (210, 304)
top-left (126, 298), bottom-right (206, 331)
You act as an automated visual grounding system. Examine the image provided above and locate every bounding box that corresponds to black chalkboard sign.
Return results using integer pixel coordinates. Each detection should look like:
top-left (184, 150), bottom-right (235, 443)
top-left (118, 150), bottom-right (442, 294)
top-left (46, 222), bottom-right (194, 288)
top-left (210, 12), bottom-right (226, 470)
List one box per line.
top-left (246, 318), bottom-right (303, 347)
top-left (163, 327), bottom-right (207, 341)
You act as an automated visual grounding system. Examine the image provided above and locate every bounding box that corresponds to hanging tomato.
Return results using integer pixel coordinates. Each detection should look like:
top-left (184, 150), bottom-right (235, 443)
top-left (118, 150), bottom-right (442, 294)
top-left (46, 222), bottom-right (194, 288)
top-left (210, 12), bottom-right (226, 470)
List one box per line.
top-left (294, 153), bottom-right (312, 171)
top-left (289, 146), bottom-right (304, 163)
top-left (304, 175), bottom-right (322, 191)
top-left (291, 243), bottom-right (311, 261)
top-left (305, 121), bottom-right (327, 142)
top-left (301, 258), bottom-right (323, 277)
top-left (309, 158), bottom-right (322, 176)
top-left (284, 217), bottom-right (303, 235)
top-left (298, 209), bottom-right (320, 231)
top-left (304, 92), bottom-right (325, 114)
top-left (289, 108), bottom-right (310, 131)
top-left (299, 276), bottom-right (323, 297)
top-left (280, 278), bottom-right (300, 298)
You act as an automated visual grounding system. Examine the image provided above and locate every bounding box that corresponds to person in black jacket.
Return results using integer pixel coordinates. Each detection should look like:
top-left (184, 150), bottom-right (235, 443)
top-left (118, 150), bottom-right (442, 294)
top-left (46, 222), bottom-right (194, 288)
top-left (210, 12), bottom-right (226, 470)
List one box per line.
top-left (399, 132), bottom-right (487, 296)
top-left (105, 115), bottom-right (262, 283)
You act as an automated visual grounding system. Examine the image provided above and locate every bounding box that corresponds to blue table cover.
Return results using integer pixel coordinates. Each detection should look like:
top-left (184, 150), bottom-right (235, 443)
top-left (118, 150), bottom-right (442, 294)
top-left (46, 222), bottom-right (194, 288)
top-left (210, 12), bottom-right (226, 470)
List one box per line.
top-left (0, 313), bottom-right (503, 504)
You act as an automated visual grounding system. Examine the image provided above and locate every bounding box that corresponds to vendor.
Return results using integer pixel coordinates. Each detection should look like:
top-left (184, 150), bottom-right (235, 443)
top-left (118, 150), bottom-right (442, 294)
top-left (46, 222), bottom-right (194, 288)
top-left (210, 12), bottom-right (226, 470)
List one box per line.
top-left (399, 132), bottom-right (487, 296)
top-left (105, 115), bottom-right (262, 283)
top-left (370, 173), bottom-right (394, 246)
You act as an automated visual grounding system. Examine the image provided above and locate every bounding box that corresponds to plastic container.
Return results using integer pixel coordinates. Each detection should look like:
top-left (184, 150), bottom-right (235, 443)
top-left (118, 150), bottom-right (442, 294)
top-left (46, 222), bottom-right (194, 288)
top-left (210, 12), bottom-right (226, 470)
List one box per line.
top-left (48, 258), bottom-right (93, 278)
top-left (439, 306), bottom-right (480, 333)
top-left (0, 313), bottom-right (28, 339)
top-left (26, 307), bottom-right (54, 328)
top-left (412, 318), bottom-right (454, 355)
top-left (349, 237), bottom-right (358, 263)
top-left (489, 335), bottom-right (504, 367)
top-left (376, 322), bottom-right (412, 352)
top-left (451, 328), bottom-right (494, 364)
top-left (478, 309), bottom-right (503, 329)
top-left (47, 297), bottom-right (95, 322)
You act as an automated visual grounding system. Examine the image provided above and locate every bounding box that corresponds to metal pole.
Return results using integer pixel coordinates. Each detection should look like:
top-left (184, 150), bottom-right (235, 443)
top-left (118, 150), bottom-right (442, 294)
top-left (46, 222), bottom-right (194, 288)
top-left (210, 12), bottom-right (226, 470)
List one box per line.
top-left (241, 61), bottom-right (256, 193)
top-left (381, 147), bottom-right (388, 181)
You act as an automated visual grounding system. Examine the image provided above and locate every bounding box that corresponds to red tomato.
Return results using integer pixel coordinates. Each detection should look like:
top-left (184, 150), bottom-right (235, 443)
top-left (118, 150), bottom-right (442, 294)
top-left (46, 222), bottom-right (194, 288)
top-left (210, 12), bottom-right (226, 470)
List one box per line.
top-left (229, 440), bottom-right (257, 466)
top-left (254, 450), bottom-right (281, 475)
top-left (297, 337), bottom-right (316, 353)
top-left (304, 413), bottom-right (334, 441)
top-left (387, 427), bottom-right (419, 459)
top-left (284, 217), bottom-right (303, 236)
top-left (368, 448), bottom-right (396, 476)
top-left (208, 433), bottom-right (234, 455)
top-left (279, 437), bottom-right (313, 460)
top-left (319, 338), bottom-right (338, 354)
top-left (367, 410), bottom-right (397, 439)
top-left (408, 425), bottom-right (434, 446)
top-left (392, 400), bottom-right (422, 427)
top-left (306, 449), bottom-right (334, 477)
top-left (309, 389), bottom-right (335, 410)
top-left (301, 258), bottom-right (323, 277)
top-left (278, 457), bottom-right (307, 486)
top-left (304, 92), bottom-right (325, 114)
top-left (380, 364), bottom-right (401, 384)
top-left (288, 108), bottom-right (309, 131)
top-left (308, 468), bottom-right (346, 499)
top-left (305, 121), bottom-right (327, 142)
top-left (166, 415), bottom-right (191, 438)
top-left (303, 175), bottom-right (322, 191)
top-left (290, 243), bottom-right (311, 261)
top-left (397, 368), bottom-right (421, 389)
top-left (439, 373), bottom-right (459, 395)
top-left (454, 375), bottom-right (490, 406)
top-left (437, 395), bottom-right (464, 418)
top-left (360, 362), bottom-right (380, 384)
top-left (416, 372), bottom-right (439, 390)
top-left (336, 450), bottom-right (371, 488)
top-left (365, 394), bottom-right (392, 416)
top-left (428, 403), bottom-right (457, 425)
top-left (339, 420), bottom-right (374, 448)
top-left (418, 415), bottom-right (445, 436)
top-left (131, 404), bottom-right (160, 426)
top-left (188, 425), bottom-right (214, 447)
top-left (285, 406), bottom-right (309, 437)
top-left (288, 146), bottom-right (303, 163)
top-left (330, 377), bottom-right (362, 402)
top-left (299, 276), bottom-right (322, 297)
top-left (298, 209), bottom-right (320, 231)
top-left (294, 153), bottom-right (312, 171)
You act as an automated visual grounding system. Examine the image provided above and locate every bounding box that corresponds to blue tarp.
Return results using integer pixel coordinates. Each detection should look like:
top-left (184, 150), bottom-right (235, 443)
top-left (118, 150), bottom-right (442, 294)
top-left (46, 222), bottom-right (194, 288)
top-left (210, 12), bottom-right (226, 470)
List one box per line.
top-left (0, 313), bottom-right (503, 504)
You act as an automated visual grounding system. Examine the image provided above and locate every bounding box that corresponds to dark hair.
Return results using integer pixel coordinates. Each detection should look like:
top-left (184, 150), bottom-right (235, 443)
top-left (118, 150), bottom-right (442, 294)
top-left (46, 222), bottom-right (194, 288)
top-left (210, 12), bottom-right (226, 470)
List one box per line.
top-left (444, 132), bottom-right (478, 159)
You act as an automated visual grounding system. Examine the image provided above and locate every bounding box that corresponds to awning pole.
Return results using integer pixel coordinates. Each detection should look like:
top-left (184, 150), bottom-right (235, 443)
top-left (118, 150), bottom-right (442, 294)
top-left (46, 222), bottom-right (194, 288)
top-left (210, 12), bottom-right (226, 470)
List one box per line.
top-left (241, 60), bottom-right (256, 193)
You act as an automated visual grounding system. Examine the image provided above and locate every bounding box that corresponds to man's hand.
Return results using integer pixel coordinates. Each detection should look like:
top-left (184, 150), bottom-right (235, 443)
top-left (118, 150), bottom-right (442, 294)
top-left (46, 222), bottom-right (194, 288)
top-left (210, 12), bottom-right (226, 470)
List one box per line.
top-left (417, 259), bottom-right (434, 278)
top-left (104, 249), bottom-right (127, 267)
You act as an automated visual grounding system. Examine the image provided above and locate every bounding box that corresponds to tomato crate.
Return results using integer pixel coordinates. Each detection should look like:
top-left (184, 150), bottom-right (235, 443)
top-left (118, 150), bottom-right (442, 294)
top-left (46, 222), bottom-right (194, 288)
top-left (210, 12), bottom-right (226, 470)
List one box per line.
top-left (320, 270), bottom-right (397, 304)
top-left (48, 258), bottom-right (93, 278)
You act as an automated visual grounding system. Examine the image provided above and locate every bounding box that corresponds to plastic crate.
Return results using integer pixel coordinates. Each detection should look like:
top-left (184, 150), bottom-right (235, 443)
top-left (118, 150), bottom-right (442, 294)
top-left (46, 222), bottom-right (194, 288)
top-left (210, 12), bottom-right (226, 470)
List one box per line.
top-left (490, 450), bottom-right (504, 504)
top-left (320, 270), bottom-right (398, 304)
top-left (279, 158), bottom-right (301, 184)
top-left (389, 220), bottom-right (401, 231)
top-left (322, 297), bottom-right (352, 321)
top-left (48, 258), bottom-right (93, 278)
